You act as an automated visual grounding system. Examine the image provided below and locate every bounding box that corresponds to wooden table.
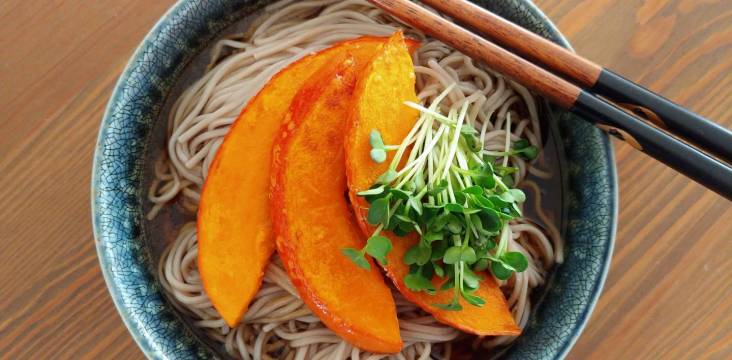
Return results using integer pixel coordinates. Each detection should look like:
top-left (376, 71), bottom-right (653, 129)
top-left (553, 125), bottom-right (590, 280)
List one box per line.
top-left (1, 1), bottom-right (730, 359)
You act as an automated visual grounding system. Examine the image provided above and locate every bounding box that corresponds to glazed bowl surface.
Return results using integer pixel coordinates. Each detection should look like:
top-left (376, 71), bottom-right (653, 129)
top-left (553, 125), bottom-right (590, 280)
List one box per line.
top-left (92, 1), bottom-right (617, 358)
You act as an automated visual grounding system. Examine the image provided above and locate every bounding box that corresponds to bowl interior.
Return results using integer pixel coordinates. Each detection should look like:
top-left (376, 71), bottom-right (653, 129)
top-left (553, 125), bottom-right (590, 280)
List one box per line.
top-left (93, 1), bottom-right (616, 359)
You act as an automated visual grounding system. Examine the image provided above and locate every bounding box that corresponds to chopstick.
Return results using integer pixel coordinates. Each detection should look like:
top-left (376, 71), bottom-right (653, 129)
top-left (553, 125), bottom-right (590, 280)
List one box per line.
top-left (420, 0), bottom-right (732, 165)
top-left (368, 0), bottom-right (732, 200)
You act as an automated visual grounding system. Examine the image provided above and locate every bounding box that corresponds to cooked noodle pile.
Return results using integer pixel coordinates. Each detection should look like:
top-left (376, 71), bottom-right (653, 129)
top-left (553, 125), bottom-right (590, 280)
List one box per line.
top-left (150, 1), bottom-right (562, 358)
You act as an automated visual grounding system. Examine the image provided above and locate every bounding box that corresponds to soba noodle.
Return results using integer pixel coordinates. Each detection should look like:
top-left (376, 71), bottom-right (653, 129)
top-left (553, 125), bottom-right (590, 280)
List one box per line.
top-left (149, 1), bottom-right (563, 358)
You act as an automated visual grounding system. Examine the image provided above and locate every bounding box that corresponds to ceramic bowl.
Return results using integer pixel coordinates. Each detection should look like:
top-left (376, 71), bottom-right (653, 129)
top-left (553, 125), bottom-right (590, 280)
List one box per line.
top-left (92, 0), bottom-right (617, 358)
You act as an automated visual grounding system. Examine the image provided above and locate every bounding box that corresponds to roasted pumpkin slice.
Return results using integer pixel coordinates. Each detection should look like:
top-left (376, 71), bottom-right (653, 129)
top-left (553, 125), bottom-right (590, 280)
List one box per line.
top-left (270, 54), bottom-right (402, 353)
top-left (198, 36), bottom-right (395, 327)
top-left (344, 32), bottom-right (521, 336)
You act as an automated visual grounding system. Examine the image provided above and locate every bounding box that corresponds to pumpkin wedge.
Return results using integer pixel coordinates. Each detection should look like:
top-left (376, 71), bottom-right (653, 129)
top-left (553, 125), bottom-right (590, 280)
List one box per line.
top-left (344, 33), bottom-right (521, 336)
top-left (198, 36), bottom-right (396, 327)
top-left (270, 53), bottom-right (402, 353)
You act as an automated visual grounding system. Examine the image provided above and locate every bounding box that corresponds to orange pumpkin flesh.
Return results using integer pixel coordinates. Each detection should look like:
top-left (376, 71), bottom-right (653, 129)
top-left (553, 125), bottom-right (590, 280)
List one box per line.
top-left (198, 37), bottom-right (395, 327)
top-left (270, 52), bottom-right (402, 352)
top-left (345, 33), bottom-right (521, 336)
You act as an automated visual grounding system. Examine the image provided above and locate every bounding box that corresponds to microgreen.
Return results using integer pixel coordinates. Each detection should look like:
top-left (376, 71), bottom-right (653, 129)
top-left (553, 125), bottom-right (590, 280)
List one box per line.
top-left (491, 260), bottom-right (513, 280)
top-left (343, 84), bottom-right (535, 310)
top-left (503, 251), bottom-right (529, 272)
top-left (341, 248), bottom-right (370, 270)
top-left (369, 130), bottom-right (392, 163)
top-left (404, 273), bottom-right (436, 294)
top-left (376, 169), bottom-right (398, 185)
top-left (461, 290), bottom-right (486, 306)
top-left (433, 300), bottom-right (463, 311)
top-left (512, 139), bottom-right (539, 160)
top-left (357, 185), bottom-right (386, 196)
top-left (404, 244), bottom-right (431, 266)
top-left (367, 197), bottom-right (390, 227)
top-left (364, 235), bottom-right (392, 265)
top-left (483, 139), bottom-right (539, 161)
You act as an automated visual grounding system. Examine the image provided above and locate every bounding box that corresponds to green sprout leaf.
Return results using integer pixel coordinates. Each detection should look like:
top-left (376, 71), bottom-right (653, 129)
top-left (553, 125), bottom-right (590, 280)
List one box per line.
top-left (443, 246), bottom-right (476, 264)
top-left (404, 243), bottom-right (432, 266)
top-left (509, 188), bottom-right (526, 203)
top-left (433, 299), bottom-right (463, 311)
top-left (486, 195), bottom-right (517, 218)
top-left (429, 213), bottom-right (451, 232)
top-left (367, 197), bottom-right (390, 226)
top-left (479, 208), bottom-right (502, 232)
top-left (462, 266), bottom-right (482, 289)
top-left (512, 139), bottom-right (539, 160)
top-left (494, 165), bottom-right (517, 176)
top-left (491, 260), bottom-right (513, 280)
top-left (422, 202), bottom-right (443, 218)
top-left (422, 231), bottom-right (443, 243)
top-left (473, 164), bottom-right (496, 189)
top-left (376, 169), bottom-right (398, 185)
top-left (463, 133), bottom-right (482, 152)
top-left (445, 203), bottom-right (464, 213)
top-left (460, 126), bottom-right (478, 136)
top-left (513, 139), bottom-right (530, 149)
top-left (433, 262), bottom-right (445, 277)
top-left (428, 179), bottom-right (449, 196)
top-left (370, 129), bottom-right (385, 149)
top-left (460, 247), bottom-right (477, 264)
top-left (389, 188), bottom-right (412, 200)
top-left (443, 246), bottom-right (462, 264)
top-left (407, 196), bottom-right (423, 215)
top-left (472, 258), bottom-right (489, 272)
top-left (370, 148), bottom-right (387, 163)
top-left (499, 188), bottom-right (526, 204)
top-left (471, 193), bottom-right (493, 209)
top-left (461, 185), bottom-right (483, 195)
top-left (357, 185), bottom-right (386, 196)
top-left (364, 235), bottom-right (392, 265)
top-left (394, 213), bottom-right (415, 225)
top-left (454, 191), bottom-right (467, 205)
top-left (461, 291), bottom-right (486, 307)
top-left (520, 146), bottom-right (539, 160)
top-left (341, 248), bottom-right (370, 270)
top-left (447, 217), bottom-right (463, 234)
top-left (502, 251), bottom-right (528, 272)
top-left (404, 273), bottom-right (436, 295)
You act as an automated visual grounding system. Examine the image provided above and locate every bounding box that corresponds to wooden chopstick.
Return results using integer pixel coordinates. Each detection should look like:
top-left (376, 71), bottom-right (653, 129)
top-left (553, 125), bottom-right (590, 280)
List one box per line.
top-left (368, 0), bottom-right (732, 200)
top-left (375, 0), bottom-right (582, 108)
top-left (420, 0), bottom-right (732, 165)
top-left (420, 0), bottom-right (602, 88)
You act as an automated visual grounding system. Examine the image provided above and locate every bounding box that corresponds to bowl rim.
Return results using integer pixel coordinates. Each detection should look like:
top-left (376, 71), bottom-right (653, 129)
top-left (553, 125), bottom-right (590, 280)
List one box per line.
top-left (91, 1), bottom-right (185, 357)
top-left (516, 6), bottom-right (617, 360)
top-left (92, 1), bottom-right (617, 359)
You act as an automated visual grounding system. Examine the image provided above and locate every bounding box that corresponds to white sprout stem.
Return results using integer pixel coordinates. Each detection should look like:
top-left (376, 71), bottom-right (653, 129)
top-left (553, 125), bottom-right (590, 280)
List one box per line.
top-left (503, 112), bottom-right (512, 167)
top-left (389, 113), bottom-right (428, 171)
top-left (497, 223), bottom-right (510, 255)
top-left (441, 102), bottom-right (470, 180)
top-left (395, 126), bottom-right (446, 188)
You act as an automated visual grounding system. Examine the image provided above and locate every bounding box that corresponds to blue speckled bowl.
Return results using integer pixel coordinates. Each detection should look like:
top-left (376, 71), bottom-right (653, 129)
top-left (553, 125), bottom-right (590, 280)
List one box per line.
top-left (92, 0), bottom-right (617, 359)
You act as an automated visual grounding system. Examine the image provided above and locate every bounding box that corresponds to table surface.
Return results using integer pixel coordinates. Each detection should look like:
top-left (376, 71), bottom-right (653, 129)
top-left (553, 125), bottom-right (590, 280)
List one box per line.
top-left (1, 0), bottom-right (731, 359)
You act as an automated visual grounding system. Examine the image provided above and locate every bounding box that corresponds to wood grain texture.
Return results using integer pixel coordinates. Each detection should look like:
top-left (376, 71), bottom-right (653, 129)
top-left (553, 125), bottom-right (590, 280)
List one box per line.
top-left (0, 0), bottom-right (729, 359)
top-left (421, 0), bottom-right (603, 87)
top-left (370, 0), bottom-right (582, 108)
